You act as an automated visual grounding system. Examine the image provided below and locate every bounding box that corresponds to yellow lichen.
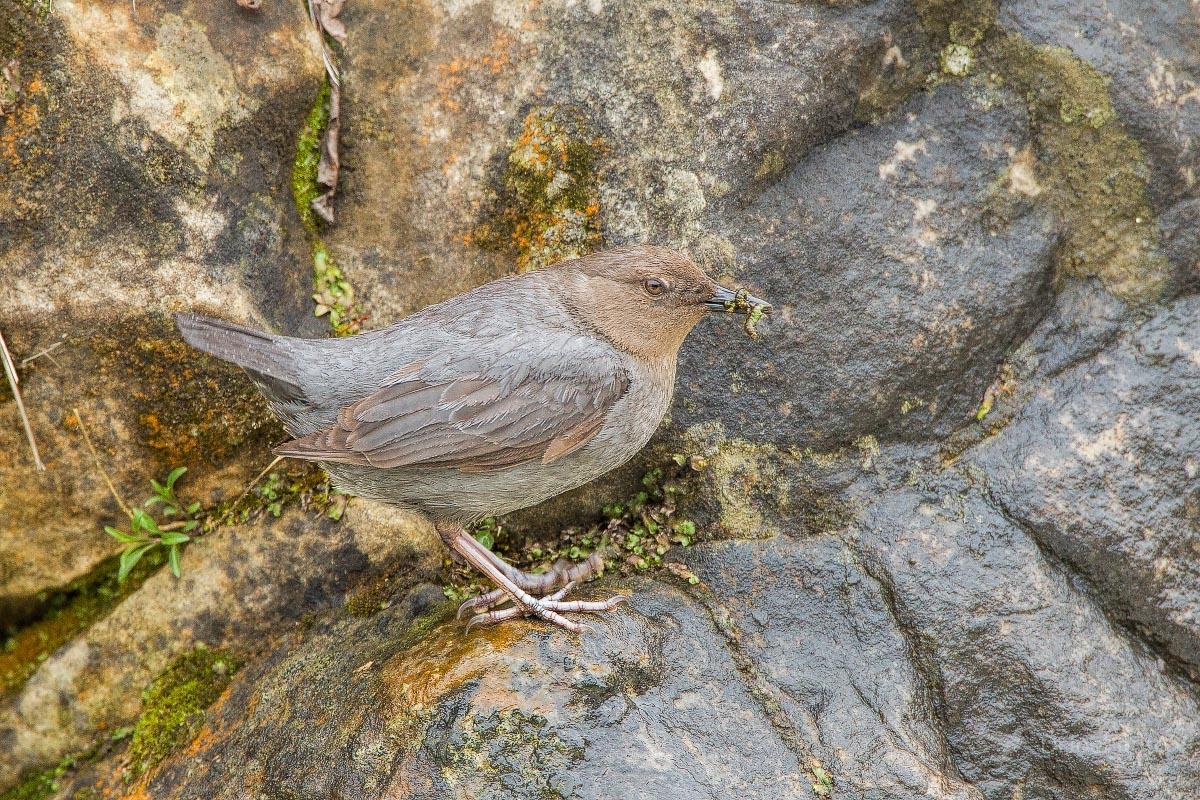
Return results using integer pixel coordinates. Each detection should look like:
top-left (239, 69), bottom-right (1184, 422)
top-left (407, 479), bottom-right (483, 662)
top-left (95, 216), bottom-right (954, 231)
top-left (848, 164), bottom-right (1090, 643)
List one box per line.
top-left (474, 107), bottom-right (603, 272)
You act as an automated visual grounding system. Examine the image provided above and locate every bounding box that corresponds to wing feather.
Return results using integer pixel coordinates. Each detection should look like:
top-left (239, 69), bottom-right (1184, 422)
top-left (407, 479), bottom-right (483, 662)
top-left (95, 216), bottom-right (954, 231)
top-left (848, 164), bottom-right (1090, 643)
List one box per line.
top-left (273, 337), bottom-right (630, 472)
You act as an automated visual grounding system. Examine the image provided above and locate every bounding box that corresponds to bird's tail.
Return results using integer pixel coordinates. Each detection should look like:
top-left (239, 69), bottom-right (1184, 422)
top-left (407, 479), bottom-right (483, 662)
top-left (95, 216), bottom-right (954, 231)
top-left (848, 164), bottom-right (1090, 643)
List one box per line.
top-left (174, 313), bottom-right (303, 402)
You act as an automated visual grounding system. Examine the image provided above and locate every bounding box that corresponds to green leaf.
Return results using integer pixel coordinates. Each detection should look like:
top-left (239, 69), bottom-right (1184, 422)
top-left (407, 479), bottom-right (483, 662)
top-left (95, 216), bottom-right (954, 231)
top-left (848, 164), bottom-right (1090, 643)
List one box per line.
top-left (144, 495), bottom-right (164, 508)
top-left (474, 532), bottom-right (494, 550)
top-left (181, 520), bottom-right (199, 532)
top-left (105, 526), bottom-right (144, 544)
top-left (165, 466), bottom-right (187, 490)
top-left (186, 502), bottom-right (201, 515)
top-left (158, 531), bottom-right (191, 546)
top-left (168, 545), bottom-right (182, 578)
top-left (131, 507), bottom-right (160, 534)
top-left (118, 543), bottom-right (156, 583)
top-left (149, 478), bottom-right (166, 495)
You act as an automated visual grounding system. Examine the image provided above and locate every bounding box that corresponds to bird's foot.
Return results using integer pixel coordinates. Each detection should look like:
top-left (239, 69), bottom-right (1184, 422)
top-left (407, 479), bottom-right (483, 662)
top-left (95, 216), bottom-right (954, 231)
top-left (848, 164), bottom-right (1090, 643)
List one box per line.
top-left (439, 522), bottom-right (622, 634)
top-left (464, 582), bottom-right (627, 633)
top-left (455, 551), bottom-right (605, 620)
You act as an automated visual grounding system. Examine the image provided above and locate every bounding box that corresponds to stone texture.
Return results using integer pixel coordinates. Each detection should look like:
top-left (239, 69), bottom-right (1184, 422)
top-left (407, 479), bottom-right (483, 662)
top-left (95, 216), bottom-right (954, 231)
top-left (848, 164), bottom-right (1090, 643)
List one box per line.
top-left (997, 0), bottom-right (1200, 211)
top-left (677, 81), bottom-right (1055, 446)
top-left (0, 0), bottom-right (327, 616)
top-left (0, 499), bottom-right (437, 787)
top-left (853, 474), bottom-right (1200, 799)
top-left (327, 0), bottom-right (909, 320)
top-left (973, 296), bottom-right (1200, 680)
top-left (3, 0), bottom-right (1200, 798)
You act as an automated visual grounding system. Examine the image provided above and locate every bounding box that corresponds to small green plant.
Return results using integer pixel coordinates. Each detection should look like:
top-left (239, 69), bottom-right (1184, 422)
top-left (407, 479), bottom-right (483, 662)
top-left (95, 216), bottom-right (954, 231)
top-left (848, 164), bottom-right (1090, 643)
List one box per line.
top-left (444, 456), bottom-right (706, 598)
top-left (105, 467), bottom-right (200, 582)
top-left (811, 759), bottom-right (834, 797)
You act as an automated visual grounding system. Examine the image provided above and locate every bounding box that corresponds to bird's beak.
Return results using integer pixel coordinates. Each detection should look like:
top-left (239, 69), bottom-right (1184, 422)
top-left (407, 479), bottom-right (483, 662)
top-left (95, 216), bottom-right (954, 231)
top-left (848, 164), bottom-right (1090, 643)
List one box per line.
top-left (704, 285), bottom-right (772, 314)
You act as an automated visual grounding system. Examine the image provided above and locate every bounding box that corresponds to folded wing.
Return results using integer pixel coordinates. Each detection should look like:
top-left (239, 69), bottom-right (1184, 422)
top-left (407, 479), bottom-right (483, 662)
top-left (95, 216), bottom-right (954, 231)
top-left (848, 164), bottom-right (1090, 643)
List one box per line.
top-left (274, 342), bottom-right (630, 472)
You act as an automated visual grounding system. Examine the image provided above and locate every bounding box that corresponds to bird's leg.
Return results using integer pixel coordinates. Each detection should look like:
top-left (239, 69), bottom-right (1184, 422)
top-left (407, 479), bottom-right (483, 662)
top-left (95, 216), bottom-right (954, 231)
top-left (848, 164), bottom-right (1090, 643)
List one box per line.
top-left (438, 521), bottom-right (582, 632)
top-left (437, 521), bottom-right (626, 632)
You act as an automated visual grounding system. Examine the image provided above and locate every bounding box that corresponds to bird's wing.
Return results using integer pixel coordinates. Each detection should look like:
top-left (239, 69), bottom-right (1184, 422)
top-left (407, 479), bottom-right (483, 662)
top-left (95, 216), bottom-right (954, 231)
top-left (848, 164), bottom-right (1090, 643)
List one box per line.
top-left (273, 331), bottom-right (630, 471)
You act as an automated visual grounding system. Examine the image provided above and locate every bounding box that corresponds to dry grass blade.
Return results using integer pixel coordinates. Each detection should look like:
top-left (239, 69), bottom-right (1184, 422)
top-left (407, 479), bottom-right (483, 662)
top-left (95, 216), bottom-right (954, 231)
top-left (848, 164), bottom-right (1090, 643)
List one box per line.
top-left (0, 329), bottom-right (45, 470)
top-left (73, 406), bottom-right (132, 517)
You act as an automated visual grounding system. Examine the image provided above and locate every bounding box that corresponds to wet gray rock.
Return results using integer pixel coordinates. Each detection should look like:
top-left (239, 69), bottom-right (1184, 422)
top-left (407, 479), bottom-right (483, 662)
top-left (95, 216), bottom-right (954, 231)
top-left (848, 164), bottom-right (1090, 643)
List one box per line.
top-left (678, 81), bottom-right (1056, 446)
top-left (133, 580), bottom-right (820, 800)
top-left (852, 473), bottom-right (1200, 799)
top-left (972, 295), bottom-right (1200, 680)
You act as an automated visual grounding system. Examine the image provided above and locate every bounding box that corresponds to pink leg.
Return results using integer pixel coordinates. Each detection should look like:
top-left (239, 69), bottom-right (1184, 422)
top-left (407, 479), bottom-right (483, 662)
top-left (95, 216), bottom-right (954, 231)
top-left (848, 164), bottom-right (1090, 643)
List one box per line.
top-left (437, 521), bottom-right (625, 633)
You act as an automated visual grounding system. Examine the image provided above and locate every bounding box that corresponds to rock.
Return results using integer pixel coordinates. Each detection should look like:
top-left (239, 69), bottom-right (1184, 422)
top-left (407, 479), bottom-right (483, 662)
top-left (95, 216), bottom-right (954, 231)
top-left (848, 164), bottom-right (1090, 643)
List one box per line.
top-left (0, 0), bottom-right (325, 616)
top-left (0, 497), bottom-right (437, 786)
top-left (4, 0), bottom-right (1200, 798)
top-left (851, 474), bottom-right (1200, 799)
top-left (84, 568), bottom-right (975, 800)
top-left (997, 0), bottom-right (1200, 212)
top-left (972, 295), bottom-right (1200, 680)
top-left (677, 81), bottom-right (1056, 447)
top-left (327, 0), bottom-right (909, 321)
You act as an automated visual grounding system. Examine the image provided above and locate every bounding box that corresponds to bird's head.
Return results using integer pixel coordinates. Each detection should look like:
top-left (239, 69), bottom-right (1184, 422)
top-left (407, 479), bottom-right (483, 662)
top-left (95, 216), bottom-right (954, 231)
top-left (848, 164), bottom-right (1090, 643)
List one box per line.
top-left (548, 245), bottom-right (770, 360)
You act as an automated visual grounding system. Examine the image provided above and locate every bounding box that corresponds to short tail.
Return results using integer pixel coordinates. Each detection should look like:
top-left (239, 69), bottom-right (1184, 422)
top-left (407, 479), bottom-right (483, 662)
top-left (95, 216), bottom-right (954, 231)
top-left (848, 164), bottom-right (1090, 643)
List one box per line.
top-left (174, 313), bottom-right (304, 402)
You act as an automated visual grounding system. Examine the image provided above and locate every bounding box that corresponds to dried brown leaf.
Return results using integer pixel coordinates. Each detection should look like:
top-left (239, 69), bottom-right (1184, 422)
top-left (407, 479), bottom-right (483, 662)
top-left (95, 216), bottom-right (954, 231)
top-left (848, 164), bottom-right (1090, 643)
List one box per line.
top-left (311, 81), bottom-right (340, 223)
top-left (305, 0), bottom-right (344, 223)
top-left (313, 0), bottom-right (347, 45)
top-left (235, 0), bottom-right (262, 9)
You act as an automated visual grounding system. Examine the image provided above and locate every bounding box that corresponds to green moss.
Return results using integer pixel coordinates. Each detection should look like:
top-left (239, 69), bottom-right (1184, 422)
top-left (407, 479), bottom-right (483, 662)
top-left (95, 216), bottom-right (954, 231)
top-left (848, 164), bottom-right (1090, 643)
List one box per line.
top-left (474, 106), bottom-right (603, 272)
top-left (0, 757), bottom-right (73, 800)
top-left (0, 728), bottom-right (131, 800)
top-left (984, 35), bottom-right (1168, 300)
top-left (291, 79), bottom-right (330, 236)
top-left (1, 548), bottom-right (165, 697)
top-left (126, 645), bottom-right (240, 778)
top-left (915, 0), bottom-right (996, 46)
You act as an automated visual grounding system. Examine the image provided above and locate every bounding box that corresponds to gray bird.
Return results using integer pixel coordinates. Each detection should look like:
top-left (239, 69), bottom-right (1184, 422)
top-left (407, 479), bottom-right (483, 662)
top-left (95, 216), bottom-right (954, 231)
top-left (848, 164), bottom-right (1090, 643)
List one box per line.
top-left (175, 246), bottom-right (768, 631)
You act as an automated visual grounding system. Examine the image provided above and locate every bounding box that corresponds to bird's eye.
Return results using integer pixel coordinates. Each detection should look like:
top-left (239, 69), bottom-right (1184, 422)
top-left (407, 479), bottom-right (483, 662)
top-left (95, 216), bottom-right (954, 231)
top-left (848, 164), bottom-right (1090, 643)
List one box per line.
top-left (643, 278), bottom-right (667, 297)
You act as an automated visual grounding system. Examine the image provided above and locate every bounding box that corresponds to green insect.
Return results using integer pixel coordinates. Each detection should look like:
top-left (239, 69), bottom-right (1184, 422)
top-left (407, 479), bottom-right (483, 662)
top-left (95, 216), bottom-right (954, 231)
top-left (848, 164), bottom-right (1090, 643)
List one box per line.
top-left (723, 287), bottom-right (769, 339)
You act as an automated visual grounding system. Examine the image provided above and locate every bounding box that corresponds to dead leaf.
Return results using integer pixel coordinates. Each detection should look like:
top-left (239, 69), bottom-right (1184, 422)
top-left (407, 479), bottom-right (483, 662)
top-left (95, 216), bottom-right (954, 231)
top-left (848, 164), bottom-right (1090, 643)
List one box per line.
top-left (311, 80), bottom-right (340, 223)
top-left (312, 0), bottom-right (347, 45)
top-left (235, 0), bottom-right (262, 9)
top-left (306, 0), bottom-right (345, 223)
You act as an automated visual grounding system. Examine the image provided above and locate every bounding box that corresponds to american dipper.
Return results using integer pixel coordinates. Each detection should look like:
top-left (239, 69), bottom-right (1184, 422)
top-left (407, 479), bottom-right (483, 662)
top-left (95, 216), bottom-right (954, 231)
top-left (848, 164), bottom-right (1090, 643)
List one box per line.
top-left (176, 246), bottom-right (769, 632)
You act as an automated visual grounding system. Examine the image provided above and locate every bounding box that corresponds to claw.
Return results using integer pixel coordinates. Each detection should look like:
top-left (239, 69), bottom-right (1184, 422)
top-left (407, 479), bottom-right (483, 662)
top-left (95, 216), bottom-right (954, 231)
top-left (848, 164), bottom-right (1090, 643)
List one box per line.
top-left (457, 587), bottom-right (506, 620)
top-left (444, 524), bottom-right (618, 635)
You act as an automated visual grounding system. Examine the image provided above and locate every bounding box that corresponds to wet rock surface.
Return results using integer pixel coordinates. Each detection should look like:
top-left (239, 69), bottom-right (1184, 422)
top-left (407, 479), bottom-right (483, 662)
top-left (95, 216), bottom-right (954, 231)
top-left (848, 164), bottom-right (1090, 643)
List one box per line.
top-left (2, 0), bottom-right (1200, 798)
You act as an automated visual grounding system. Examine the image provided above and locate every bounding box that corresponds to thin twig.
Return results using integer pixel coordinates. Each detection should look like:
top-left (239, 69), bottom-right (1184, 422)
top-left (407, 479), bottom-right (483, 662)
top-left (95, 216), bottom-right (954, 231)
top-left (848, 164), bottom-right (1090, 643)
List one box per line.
top-left (1, 330), bottom-right (45, 471)
top-left (20, 340), bottom-right (64, 368)
top-left (73, 406), bottom-right (132, 517)
top-left (307, 0), bottom-right (341, 87)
